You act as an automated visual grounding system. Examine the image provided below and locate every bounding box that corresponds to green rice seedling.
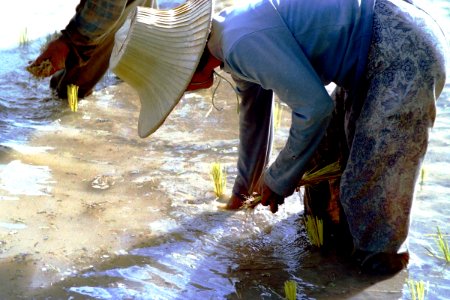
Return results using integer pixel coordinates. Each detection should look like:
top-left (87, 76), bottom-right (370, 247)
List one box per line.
top-left (241, 161), bottom-right (341, 210)
top-left (304, 215), bottom-right (323, 247)
top-left (274, 101), bottom-right (283, 132)
top-left (298, 161), bottom-right (341, 187)
top-left (67, 84), bottom-right (79, 112)
top-left (210, 162), bottom-right (226, 198)
top-left (406, 279), bottom-right (428, 300)
top-left (425, 226), bottom-right (450, 263)
top-left (284, 280), bottom-right (297, 300)
top-left (435, 226), bottom-right (450, 262)
top-left (241, 194), bottom-right (261, 209)
top-left (419, 167), bottom-right (426, 190)
top-left (19, 28), bottom-right (29, 46)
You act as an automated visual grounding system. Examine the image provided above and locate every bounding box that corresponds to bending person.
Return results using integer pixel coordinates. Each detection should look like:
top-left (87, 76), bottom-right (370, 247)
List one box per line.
top-left (28, 0), bottom-right (146, 98)
top-left (187, 0), bottom-right (448, 275)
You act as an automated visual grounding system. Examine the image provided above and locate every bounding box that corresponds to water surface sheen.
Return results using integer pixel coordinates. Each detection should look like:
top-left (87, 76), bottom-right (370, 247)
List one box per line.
top-left (0, 0), bottom-right (449, 299)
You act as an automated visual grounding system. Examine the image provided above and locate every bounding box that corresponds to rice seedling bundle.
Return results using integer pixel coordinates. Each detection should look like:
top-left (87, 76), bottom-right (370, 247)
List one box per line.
top-left (210, 162), bottom-right (226, 198)
top-left (406, 279), bottom-right (427, 300)
top-left (298, 161), bottom-right (342, 187)
top-left (284, 280), bottom-right (297, 300)
top-left (67, 84), bottom-right (79, 112)
top-left (304, 215), bottom-right (323, 247)
top-left (240, 162), bottom-right (341, 209)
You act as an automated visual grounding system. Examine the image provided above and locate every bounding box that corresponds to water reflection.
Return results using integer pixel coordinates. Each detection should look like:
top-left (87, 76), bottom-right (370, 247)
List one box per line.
top-left (0, 160), bottom-right (53, 196)
top-left (0, 222), bottom-right (27, 230)
top-left (0, 0), bottom-right (449, 299)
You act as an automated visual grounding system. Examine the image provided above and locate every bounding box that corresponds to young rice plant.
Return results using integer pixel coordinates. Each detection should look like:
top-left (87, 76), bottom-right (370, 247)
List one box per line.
top-left (19, 28), bottom-right (29, 46)
top-left (304, 215), bottom-right (323, 247)
top-left (406, 279), bottom-right (428, 300)
top-left (425, 226), bottom-right (450, 263)
top-left (67, 84), bottom-right (79, 112)
top-left (210, 162), bottom-right (226, 198)
top-left (284, 280), bottom-right (297, 300)
top-left (274, 101), bottom-right (283, 132)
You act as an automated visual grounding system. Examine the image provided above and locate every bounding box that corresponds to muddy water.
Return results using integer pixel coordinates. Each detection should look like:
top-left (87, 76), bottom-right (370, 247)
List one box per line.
top-left (1, 1), bottom-right (450, 299)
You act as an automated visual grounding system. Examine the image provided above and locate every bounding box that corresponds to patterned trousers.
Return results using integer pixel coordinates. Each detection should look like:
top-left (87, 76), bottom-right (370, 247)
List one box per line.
top-left (339, 0), bottom-right (448, 253)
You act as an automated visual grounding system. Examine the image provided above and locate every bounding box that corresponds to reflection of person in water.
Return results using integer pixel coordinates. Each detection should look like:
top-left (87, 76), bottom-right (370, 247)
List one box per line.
top-left (28, 0), bottom-right (448, 276)
top-left (187, 0), bottom-right (448, 275)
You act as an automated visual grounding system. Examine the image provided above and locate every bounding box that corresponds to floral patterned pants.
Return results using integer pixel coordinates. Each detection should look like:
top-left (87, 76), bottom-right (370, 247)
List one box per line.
top-left (340, 0), bottom-right (447, 253)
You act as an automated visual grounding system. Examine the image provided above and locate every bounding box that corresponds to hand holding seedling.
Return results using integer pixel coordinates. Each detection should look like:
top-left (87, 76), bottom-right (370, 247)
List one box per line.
top-left (27, 37), bottom-right (70, 77)
top-left (258, 183), bottom-right (284, 213)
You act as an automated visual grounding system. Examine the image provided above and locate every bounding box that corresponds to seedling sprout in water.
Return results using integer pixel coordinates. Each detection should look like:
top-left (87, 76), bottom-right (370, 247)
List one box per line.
top-left (274, 101), bottom-right (283, 132)
top-left (67, 84), bottom-right (79, 112)
top-left (406, 279), bottom-right (428, 300)
top-left (425, 226), bottom-right (450, 263)
top-left (304, 215), bottom-right (323, 247)
top-left (284, 280), bottom-right (297, 300)
top-left (419, 167), bottom-right (426, 190)
top-left (19, 28), bottom-right (29, 47)
top-left (210, 163), bottom-right (226, 198)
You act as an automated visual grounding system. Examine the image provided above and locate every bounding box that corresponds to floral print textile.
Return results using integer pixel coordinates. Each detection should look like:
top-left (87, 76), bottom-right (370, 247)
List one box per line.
top-left (340, 0), bottom-right (447, 253)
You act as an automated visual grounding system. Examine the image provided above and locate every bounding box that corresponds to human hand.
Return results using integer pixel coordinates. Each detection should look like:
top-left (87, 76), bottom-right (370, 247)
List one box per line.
top-left (258, 183), bottom-right (284, 213)
top-left (27, 37), bottom-right (70, 77)
top-left (225, 194), bottom-right (245, 210)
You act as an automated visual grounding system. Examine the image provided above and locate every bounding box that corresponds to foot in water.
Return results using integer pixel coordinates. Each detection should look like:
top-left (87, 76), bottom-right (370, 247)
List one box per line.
top-left (225, 194), bottom-right (246, 210)
top-left (352, 250), bottom-right (410, 276)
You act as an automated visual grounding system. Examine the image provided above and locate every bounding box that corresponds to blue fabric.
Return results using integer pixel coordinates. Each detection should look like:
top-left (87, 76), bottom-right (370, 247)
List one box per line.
top-left (72, 0), bottom-right (129, 41)
top-left (208, 0), bottom-right (375, 196)
top-left (209, 0), bottom-right (375, 89)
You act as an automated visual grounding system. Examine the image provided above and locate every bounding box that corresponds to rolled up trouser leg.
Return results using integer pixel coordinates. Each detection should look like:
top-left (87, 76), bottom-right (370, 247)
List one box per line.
top-left (340, 0), bottom-right (447, 253)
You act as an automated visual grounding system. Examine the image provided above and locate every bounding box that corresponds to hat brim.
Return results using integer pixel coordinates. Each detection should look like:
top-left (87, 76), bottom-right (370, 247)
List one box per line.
top-left (110, 0), bottom-right (213, 138)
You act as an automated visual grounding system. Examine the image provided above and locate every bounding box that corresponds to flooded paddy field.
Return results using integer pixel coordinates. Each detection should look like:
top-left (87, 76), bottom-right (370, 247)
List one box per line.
top-left (0, 0), bottom-right (449, 299)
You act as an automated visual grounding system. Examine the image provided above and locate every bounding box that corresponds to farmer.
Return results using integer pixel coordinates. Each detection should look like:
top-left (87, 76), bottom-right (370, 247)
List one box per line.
top-left (29, 0), bottom-right (448, 276)
top-left (27, 0), bottom-right (147, 98)
top-left (186, 0), bottom-right (448, 275)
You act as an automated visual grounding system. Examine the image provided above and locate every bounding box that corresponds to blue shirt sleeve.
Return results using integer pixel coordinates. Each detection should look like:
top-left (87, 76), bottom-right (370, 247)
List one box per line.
top-left (224, 27), bottom-right (334, 196)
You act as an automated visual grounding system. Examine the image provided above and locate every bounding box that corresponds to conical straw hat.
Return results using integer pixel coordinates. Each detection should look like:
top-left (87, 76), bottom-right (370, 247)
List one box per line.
top-left (110, 0), bottom-right (213, 138)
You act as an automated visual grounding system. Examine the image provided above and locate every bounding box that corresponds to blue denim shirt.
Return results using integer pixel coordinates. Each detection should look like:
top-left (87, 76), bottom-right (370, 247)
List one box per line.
top-left (208, 0), bottom-right (375, 196)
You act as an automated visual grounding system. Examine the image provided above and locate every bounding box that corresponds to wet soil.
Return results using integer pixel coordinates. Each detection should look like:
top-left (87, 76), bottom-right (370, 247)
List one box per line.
top-left (0, 79), bottom-right (411, 299)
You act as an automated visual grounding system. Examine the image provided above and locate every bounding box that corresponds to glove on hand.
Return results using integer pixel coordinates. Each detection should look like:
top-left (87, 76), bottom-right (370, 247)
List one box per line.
top-left (27, 37), bottom-right (70, 77)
